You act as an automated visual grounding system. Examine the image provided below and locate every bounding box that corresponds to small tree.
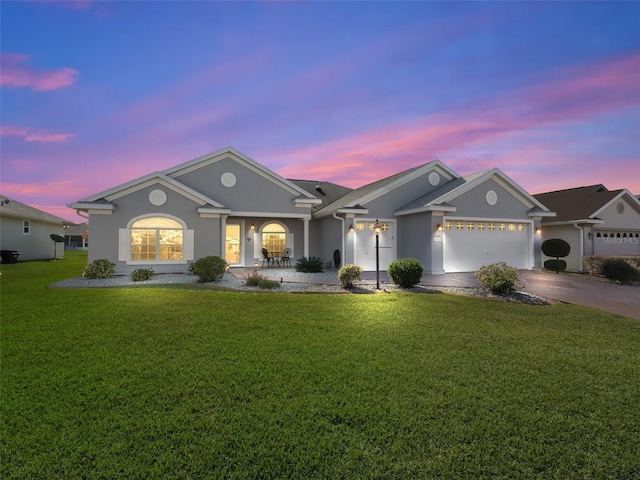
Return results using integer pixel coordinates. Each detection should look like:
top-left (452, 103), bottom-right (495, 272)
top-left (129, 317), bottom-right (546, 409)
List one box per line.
top-left (541, 238), bottom-right (571, 273)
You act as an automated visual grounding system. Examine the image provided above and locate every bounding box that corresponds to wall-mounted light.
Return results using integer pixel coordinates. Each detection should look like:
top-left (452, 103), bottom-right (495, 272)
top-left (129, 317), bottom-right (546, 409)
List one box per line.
top-left (588, 232), bottom-right (593, 239)
top-left (349, 224), bottom-right (354, 233)
top-left (250, 222), bottom-right (255, 230)
top-left (436, 223), bottom-right (443, 232)
top-left (535, 227), bottom-right (542, 234)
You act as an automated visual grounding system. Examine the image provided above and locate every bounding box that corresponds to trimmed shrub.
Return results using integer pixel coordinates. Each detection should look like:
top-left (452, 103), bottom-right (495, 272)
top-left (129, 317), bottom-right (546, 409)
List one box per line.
top-left (131, 268), bottom-right (154, 282)
top-left (387, 258), bottom-right (424, 288)
top-left (295, 256), bottom-right (324, 273)
top-left (600, 259), bottom-right (640, 285)
top-left (541, 238), bottom-right (571, 258)
top-left (245, 272), bottom-right (264, 287)
top-left (542, 238), bottom-right (571, 273)
top-left (338, 264), bottom-right (363, 289)
top-left (543, 259), bottom-right (567, 274)
top-left (83, 259), bottom-right (115, 279)
top-left (475, 262), bottom-right (519, 294)
top-left (188, 256), bottom-right (227, 283)
top-left (258, 279), bottom-right (281, 290)
top-left (584, 255), bottom-right (640, 275)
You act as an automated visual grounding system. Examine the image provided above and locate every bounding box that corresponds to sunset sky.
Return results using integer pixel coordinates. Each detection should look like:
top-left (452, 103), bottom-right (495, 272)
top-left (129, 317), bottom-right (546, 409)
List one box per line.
top-left (1, 1), bottom-right (638, 222)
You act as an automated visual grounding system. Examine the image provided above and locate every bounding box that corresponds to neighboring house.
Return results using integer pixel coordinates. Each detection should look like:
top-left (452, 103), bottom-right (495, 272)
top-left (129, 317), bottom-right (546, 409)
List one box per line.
top-left (64, 222), bottom-right (89, 250)
top-left (0, 195), bottom-right (68, 262)
top-left (534, 185), bottom-right (640, 271)
top-left (69, 147), bottom-right (554, 275)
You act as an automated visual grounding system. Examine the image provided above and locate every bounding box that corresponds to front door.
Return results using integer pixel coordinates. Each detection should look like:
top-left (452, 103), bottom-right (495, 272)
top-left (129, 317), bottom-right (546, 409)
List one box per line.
top-left (225, 224), bottom-right (242, 266)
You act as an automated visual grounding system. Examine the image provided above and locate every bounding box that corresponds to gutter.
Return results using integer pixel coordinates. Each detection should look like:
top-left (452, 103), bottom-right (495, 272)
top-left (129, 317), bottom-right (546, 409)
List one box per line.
top-left (332, 213), bottom-right (345, 266)
top-left (573, 223), bottom-right (584, 271)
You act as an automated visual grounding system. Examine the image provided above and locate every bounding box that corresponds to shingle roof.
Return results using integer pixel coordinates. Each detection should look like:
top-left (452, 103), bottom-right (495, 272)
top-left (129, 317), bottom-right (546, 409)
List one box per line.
top-left (0, 195), bottom-right (68, 225)
top-left (65, 222), bottom-right (89, 236)
top-left (288, 180), bottom-right (352, 213)
top-left (312, 163), bottom-right (433, 216)
top-left (533, 185), bottom-right (622, 222)
top-left (395, 177), bottom-right (467, 213)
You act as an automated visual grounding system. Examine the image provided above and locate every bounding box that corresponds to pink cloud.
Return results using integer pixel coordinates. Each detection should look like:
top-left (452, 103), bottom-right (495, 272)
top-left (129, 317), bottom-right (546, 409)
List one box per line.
top-left (0, 53), bottom-right (79, 91)
top-left (1, 124), bottom-right (75, 143)
top-left (266, 51), bottom-right (640, 189)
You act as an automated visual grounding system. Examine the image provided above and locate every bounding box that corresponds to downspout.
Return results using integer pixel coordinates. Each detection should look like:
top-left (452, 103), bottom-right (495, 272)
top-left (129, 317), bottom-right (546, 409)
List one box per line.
top-left (332, 213), bottom-right (345, 265)
top-left (573, 223), bottom-right (584, 271)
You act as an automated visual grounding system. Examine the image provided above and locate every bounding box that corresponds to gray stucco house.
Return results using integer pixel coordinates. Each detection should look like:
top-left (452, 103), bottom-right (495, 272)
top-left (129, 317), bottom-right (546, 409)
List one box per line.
top-left (534, 185), bottom-right (640, 271)
top-left (0, 195), bottom-right (68, 262)
top-left (69, 147), bottom-right (554, 274)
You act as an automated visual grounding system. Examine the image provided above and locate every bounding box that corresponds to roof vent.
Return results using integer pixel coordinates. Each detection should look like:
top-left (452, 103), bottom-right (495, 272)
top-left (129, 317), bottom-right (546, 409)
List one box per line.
top-left (315, 185), bottom-right (326, 196)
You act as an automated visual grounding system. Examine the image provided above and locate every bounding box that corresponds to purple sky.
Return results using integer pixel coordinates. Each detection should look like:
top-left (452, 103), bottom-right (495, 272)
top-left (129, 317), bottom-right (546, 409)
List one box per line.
top-left (1, 1), bottom-right (638, 222)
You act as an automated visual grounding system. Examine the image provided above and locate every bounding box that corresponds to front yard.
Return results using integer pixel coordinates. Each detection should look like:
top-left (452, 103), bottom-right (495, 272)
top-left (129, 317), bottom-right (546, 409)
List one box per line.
top-left (2, 252), bottom-right (639, 479)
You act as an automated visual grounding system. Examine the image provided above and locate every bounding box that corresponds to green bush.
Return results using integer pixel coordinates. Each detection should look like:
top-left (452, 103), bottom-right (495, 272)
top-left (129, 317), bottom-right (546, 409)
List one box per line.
top-left (245, 272), bottom-right (264, 287)
top-left (188, 256), bottom-right (227, 283)
top-left (258, 279), bottom-right (281, 290)
top-left (475, 262), bottom-right (519, 294)
top-left (131, 268), bottom-right (154, 282)
top-left (387, 258), bottom-right (424, 288)
top-left (295, 256), bottom-right (324, 273)
top-left (83, 259), bottom-right (115, 279)
top-left (584, 255), bottom-right (640, 275)
top-left (338, 264), bottom-right (363, 288)
top-left (600, 259), bottom-right (640, 285)
top-left (544, 259), bottom-right (567, 273)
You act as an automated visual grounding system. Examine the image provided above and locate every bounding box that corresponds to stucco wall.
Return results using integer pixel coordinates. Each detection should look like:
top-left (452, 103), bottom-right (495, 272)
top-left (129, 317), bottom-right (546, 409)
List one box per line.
top-left (362, 170), bottom-right (449, 218)
top-left (448, 179), bottom-right (533, 219)
top-left (171, 156), bottom-right (302, 214)
top-left (89, 184), bottom-right (218, 274)
top-left (0, 216), bottom-right (64, 261)
top-left (541, 225), bottom-right (582, 271)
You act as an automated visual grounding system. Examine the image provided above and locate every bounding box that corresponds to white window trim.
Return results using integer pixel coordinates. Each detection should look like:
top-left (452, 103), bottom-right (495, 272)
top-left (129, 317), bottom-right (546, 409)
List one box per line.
top-left (120, 214), bottom-right (193, 264)
top-left (23, 220), bottom-right (31, 235)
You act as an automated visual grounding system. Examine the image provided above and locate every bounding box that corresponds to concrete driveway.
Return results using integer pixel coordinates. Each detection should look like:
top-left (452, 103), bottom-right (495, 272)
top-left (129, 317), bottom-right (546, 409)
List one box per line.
top-left (517, 270), bottom-right (640, 321)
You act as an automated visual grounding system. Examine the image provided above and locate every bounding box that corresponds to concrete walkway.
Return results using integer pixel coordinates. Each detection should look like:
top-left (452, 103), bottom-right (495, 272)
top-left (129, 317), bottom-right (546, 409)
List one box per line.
top-left (233, 267), bottom-right (640, 321)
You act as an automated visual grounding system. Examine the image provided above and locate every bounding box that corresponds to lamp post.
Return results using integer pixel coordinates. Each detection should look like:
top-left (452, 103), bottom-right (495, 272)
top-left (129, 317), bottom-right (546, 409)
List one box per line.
top-left (374, 219), bottom-right (381, 289)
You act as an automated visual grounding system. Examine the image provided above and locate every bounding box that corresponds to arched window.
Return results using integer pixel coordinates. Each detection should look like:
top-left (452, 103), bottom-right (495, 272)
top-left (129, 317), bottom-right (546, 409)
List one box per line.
top-left (261, 222), bottom-right (286, 254)
top-left (131, 216), bottom-right (184, 261)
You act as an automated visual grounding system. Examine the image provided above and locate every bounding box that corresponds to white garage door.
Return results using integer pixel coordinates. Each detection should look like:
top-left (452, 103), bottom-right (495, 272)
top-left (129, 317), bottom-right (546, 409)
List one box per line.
top-left (443, 220), bottom-right (532, 272)
top-left (593, 230), bottom-right (640, 256)
top-left (354, 220), bottom-right (396, 271)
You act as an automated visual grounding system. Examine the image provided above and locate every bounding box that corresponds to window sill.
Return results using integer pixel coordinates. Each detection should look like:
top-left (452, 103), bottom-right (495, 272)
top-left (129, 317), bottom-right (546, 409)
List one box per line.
top-left (126, 260), bottom-right (187, 265)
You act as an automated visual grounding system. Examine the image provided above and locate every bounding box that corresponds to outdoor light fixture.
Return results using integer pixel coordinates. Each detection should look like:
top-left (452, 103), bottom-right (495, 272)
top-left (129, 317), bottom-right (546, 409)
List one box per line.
top-left (588, 232), bottom-right (593, 239)
top-left (374, 219), bottom-right (381, 289)
top-left (250, 222), bottom-right (255, 230)
top-left (349, 224), bottom-right (354, 233)
top-left (436, 223), bottom-right (443, 231)
top-left (535, 227), bottom-right (542, 234)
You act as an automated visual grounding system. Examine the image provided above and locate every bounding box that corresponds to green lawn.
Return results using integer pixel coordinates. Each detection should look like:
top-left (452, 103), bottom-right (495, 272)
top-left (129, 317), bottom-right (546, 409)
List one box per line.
top-left (2, 252), bottom-right (639, 479)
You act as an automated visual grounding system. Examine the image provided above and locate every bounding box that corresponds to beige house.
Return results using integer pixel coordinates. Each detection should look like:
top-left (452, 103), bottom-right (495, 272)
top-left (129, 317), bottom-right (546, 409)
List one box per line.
top-left (534, 185), bottom-right (640, 271)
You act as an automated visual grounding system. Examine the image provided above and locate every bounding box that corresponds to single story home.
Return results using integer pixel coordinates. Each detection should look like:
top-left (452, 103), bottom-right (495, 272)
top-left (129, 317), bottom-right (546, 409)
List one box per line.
top-left (534, 185), bottom-right (640, 271)
top-left (69, 147), bottom-right (554, 275)
top-left (0, 195), bottom-right (68, 262)
top-left (64, 222), bottom-right (89, 250)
